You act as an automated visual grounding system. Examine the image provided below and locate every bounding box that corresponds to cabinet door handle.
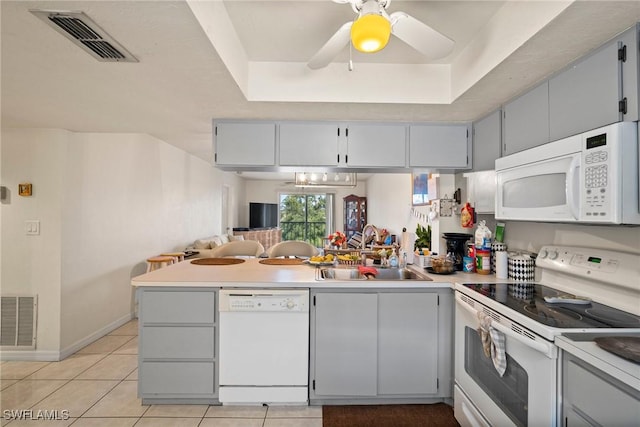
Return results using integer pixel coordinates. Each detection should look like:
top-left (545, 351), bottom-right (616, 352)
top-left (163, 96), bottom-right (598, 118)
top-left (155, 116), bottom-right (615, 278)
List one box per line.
top-left (345, 154), bottom-right (349, 164)
top-left (337, 154), bottom-right (340, 163)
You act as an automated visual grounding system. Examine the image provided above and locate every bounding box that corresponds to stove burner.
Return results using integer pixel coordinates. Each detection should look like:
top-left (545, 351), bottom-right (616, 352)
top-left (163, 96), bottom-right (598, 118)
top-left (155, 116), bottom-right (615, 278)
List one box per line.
top-left (584, 308), bottom-right (640, 328)
top-left (523, 303), bottom-right (583, 326)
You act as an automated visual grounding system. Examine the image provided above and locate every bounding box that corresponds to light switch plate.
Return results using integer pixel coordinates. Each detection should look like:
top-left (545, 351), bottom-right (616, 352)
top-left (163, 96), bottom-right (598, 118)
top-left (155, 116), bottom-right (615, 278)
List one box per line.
top-left (25, 220), bottom-right (40, 235)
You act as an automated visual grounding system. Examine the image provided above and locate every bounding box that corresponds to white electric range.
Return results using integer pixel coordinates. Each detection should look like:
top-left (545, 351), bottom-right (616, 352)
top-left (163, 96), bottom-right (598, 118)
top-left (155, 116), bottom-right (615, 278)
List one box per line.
top-left (453, 245), bottom-right (640, 427)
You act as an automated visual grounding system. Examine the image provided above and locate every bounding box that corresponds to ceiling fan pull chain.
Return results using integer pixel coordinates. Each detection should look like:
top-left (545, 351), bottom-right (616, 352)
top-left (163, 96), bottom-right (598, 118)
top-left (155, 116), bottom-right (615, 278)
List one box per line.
top-left (349, 41), bottom-right (354, 71)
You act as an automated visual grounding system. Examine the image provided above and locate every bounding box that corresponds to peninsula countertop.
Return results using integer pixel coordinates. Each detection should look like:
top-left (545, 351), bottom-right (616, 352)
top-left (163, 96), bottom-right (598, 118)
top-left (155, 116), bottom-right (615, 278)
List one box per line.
top-left (131, 258), bottom-right (513, 289)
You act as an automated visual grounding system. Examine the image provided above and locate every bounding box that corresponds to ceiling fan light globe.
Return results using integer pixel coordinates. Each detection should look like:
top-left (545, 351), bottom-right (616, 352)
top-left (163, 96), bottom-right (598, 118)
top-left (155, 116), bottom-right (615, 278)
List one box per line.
top-left (351, 13), bottom-right (391, 53)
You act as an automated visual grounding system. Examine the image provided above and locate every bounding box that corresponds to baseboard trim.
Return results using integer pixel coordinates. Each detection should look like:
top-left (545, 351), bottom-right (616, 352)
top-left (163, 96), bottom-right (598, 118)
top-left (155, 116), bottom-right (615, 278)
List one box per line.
top-left (60, 312), bottom-right (134, 359)
top-left (0, 312), bottom-right (134, 361)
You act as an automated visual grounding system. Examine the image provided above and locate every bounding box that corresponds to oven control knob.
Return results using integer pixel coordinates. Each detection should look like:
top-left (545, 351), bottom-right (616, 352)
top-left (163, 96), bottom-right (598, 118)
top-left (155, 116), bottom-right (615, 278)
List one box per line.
top-left (548, 250), bottom-right (558, 260)
top-left (539, 249), bottom-right (548, 259)
top-left (286, 301), bottom-right (295, 309)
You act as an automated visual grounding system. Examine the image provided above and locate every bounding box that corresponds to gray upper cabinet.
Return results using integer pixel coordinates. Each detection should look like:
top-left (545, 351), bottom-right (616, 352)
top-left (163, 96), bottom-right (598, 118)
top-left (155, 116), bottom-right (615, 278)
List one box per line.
top-left (409, 124), bottom-right (470, 168)
top-left (549, 41), bottom-right (622, 141)
top-left (279, 123), bottom-right (340, 167)
top-left (472, 110), bottom-right (501, 171)
top-left (502, 81), bottom-right (550, 155)
top-left (345, 124), bottom-right (407, 168)
top-left (214, 122), bottom-right (276, 167)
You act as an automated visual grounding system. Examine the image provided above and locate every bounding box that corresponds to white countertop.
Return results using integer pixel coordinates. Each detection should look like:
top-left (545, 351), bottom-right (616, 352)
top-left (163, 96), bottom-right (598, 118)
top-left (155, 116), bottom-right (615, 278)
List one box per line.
top-left (131, 258), bottom-right (508, 289)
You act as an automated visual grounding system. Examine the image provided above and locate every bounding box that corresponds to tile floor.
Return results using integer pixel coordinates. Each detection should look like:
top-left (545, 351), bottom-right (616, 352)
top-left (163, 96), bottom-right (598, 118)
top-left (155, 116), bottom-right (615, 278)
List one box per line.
top-left (0, 320), bottom-right (322, 426)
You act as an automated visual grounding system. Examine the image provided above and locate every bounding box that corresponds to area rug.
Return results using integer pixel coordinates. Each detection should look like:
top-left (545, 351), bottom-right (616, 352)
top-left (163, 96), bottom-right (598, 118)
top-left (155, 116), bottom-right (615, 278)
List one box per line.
top-left (322, 403), bottom-right (460, 427)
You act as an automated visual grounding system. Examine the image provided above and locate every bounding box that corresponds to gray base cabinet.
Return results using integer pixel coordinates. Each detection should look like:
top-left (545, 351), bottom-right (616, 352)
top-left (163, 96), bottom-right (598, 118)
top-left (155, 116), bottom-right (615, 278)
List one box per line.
top-left (562, 352), bottom-right (640, 426)
top-left (138, 288), bottom-right (218, 404)
top-left (310, 289), bottom-right (453, 404)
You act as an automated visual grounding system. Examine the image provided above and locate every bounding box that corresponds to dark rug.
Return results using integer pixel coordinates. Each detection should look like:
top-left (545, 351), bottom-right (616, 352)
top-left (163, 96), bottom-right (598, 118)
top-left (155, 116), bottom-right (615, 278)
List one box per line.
top-left (323, 403), bottom-right (460, 427)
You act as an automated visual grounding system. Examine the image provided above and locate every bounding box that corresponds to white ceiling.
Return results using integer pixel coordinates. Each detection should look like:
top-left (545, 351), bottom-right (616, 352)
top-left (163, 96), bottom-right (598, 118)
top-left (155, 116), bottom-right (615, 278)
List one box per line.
top-left (2, 0), bottom-right (640, 171)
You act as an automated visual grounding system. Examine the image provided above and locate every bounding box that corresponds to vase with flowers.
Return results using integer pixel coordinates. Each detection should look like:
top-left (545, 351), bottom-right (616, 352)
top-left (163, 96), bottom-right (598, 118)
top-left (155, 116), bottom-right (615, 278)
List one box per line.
top-left (328, 231), bottom-right (347, 249)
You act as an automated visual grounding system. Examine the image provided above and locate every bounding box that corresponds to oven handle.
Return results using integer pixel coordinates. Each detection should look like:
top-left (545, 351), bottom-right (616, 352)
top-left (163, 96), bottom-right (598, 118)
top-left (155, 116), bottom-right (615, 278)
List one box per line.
top-left (456, 295), bottom-right (556, 359)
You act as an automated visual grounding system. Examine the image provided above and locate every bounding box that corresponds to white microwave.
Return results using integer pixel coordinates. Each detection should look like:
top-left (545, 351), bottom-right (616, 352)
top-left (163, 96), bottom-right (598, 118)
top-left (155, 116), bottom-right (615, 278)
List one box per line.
top-left (495, 122), bottom-right (640, 224)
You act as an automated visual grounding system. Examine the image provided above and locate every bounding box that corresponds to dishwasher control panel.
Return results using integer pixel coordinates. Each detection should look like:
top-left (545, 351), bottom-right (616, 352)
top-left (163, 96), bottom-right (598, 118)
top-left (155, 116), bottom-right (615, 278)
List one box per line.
top-left (219, 289), bottom-right (309, 312)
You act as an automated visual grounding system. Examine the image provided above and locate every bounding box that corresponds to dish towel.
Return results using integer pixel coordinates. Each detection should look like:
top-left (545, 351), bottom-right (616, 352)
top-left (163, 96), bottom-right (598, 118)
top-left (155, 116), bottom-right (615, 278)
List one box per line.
top-left (477, 312), bottom-right (507, 376)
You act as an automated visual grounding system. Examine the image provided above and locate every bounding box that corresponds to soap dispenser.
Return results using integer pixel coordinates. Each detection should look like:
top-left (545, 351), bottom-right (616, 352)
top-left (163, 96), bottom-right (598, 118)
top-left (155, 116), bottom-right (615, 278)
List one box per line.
top-left (388, 248), bottom-right (399, 268)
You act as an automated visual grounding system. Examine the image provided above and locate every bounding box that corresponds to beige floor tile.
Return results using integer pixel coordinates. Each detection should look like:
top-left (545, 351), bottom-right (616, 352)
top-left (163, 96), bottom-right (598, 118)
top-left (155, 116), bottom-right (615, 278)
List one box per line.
top-left (31, 380), bottom-right (118, 418)
top-left (263, 418), bottom-right (323, 427)
top-left (134, 418), bottom-right (201, 427)
top-left (205, 405), bottom-right (267, 418)
top-left (143, 404), bottom-right (208, 418)
top-left (0, 378), bottom-right (19, 390)
top-left (0, 380), bottom-right (68, 411)
top-left (81, 381), bottom-right (147, 418)
top-left (199, 419), bottom-right (264, 427)
top-left (1, 418), bottom-right (74, 427)
top-left (75, 355), bottom-right (137, 380)
top-left (69, 418), bottom-right (138, 427)
top-left (108, 320), bottom-right (138, 336)
top-left (123, 369), bottom-right (137, 381)
top-left (26, 354), bottom-right (106, 380)
top-left (112, 337), bottom-right (137, 355)
top-left (266, 406), bottom-right (322, 418)
top-left (77, 336), bottom-right (133, 354)
top-left (0, 361), bottom-right (50, 379)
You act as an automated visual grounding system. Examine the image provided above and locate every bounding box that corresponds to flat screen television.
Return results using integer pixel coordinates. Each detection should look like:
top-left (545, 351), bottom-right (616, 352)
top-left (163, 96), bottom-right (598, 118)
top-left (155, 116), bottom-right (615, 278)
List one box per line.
top-left (249, 202), bottom-right (278, 229)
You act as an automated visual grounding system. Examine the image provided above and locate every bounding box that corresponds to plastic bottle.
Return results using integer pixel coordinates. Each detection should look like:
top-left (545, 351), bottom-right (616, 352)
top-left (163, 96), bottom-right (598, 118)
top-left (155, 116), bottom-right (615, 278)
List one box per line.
top-left (389, 248), bottom-right (399, 268)
top-left (399, 249), bottom-right (407, 268)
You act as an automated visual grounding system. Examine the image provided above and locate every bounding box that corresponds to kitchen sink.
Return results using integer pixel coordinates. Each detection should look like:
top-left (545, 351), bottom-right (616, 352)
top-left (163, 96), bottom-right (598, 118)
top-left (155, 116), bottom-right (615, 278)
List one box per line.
top-left (317, 267), bottom-right (431, 281)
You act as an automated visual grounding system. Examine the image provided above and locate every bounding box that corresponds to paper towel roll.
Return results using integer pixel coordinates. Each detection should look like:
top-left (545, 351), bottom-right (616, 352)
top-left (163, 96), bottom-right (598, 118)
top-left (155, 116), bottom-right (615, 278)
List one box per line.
top-left (401, 231), bottom-right (416, 264)
top-left (495, 250), bottom-right (508, 279)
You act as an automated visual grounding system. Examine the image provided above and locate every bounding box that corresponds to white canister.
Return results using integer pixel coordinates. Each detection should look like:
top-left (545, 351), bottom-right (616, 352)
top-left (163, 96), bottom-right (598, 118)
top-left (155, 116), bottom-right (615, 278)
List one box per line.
top-left (495, 251), bottom-right (509, 279)
top-left (491, 242), bottom-right (508, 272)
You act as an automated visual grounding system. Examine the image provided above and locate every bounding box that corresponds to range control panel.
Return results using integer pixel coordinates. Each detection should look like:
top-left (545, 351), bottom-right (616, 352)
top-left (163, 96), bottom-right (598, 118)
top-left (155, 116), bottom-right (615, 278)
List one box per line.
top-left (536, 245), bottom-right (637, 290)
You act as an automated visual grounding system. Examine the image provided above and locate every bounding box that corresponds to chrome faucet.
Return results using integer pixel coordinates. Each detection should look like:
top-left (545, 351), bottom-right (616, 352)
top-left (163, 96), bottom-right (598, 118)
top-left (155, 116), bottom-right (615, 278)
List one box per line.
top-left (361, 224), bottom-right (380, 249)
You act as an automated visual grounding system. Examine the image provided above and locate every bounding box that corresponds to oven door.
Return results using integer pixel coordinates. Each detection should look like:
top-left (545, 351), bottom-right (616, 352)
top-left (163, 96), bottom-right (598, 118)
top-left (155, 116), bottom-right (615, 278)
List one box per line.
top-left (454, 292), bottom-right (558, 427)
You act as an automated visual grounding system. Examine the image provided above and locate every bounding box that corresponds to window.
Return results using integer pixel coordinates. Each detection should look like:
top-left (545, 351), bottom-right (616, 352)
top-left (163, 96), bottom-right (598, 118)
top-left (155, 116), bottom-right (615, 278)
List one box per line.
top-left (279, 193), bottom-right (333, 247)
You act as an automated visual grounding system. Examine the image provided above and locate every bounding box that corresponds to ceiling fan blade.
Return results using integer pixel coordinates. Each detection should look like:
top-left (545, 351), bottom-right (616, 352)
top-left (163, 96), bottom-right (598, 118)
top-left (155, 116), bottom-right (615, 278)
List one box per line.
top-left (307, 21), bottom-right (352, 70)
top-left (390, 12), bottom-right (454, 60)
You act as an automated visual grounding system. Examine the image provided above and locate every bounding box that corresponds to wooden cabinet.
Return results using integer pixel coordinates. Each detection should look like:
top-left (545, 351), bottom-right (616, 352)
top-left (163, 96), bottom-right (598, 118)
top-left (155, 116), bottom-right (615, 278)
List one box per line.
top-left (472, 110), bottom-right (501, 171)
top-left (214, 122), bottom-right (276, 167)
top-left (502, 81), bottom-right (550, 155)
top-left (345, 124), bottom-right (407, 168)
top-left (562, 352), bottom-right (640, 426)
top-left (138, 288), bottom-right (218, 404)
top-left (343, 195), bottom-right (366, 240)
top-left (279, 122), bottom-right (340, 167)
top-left (310, 289), bottom-right (453, 403)
top-left (409, 124), bottom-right (471, 169)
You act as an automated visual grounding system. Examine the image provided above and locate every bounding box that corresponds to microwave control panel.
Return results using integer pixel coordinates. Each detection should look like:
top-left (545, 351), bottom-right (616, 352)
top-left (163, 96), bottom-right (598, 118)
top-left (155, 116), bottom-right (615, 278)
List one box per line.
top-left (581, 129), bottom-right (615, 221)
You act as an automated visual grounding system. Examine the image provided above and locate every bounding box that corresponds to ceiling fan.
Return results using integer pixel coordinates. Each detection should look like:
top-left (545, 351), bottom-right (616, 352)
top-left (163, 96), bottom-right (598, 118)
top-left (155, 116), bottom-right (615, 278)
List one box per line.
top-left (308, 0), bottom-right (454, 70)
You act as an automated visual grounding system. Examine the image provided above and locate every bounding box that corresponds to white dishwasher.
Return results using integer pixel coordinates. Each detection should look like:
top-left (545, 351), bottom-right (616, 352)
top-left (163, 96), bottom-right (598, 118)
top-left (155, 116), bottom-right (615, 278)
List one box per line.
top-left (219, 289), bottom-right (309, 404)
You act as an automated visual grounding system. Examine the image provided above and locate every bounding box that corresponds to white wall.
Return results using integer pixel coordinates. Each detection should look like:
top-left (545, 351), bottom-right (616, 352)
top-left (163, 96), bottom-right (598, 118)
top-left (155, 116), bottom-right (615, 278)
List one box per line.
top-left (1, 128), bottom-right (240, 359)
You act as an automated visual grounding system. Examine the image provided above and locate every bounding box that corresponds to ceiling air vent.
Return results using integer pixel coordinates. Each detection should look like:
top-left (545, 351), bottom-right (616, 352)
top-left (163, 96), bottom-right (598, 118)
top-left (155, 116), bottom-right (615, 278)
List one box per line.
top-left (30, 10), bottom-right (138, 62)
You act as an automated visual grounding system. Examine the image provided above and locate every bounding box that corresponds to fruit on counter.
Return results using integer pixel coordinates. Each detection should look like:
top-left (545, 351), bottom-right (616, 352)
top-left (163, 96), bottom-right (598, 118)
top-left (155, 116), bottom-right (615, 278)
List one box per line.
top-left (310, 254), bottom-right (334, 263)
top-left (337, 254), bottom-right (361, 262)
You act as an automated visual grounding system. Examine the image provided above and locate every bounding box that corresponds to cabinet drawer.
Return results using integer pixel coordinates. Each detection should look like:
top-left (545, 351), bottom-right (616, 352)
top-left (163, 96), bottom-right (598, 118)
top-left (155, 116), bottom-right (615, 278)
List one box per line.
top-left (566, 358), bottom-right (640, 425)
top-left (141, 361), bottom-right (215, 395)
top-left (141, 326), bottom-right (214, 359)
top-left (142, 290), bottom-right (215, 324)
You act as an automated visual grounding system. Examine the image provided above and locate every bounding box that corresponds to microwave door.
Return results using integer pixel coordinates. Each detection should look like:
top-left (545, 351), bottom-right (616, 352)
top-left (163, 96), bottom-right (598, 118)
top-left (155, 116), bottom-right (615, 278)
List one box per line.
top-left (496, 153), bottom-right (581, 222)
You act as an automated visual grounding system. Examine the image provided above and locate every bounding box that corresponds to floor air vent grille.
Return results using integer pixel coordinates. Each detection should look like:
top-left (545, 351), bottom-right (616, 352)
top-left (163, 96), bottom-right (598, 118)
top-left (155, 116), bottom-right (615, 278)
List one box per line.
top-left (30, 10), bottom-right (138, 62)
top-left (0, 296), bottom-right (37, 349)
